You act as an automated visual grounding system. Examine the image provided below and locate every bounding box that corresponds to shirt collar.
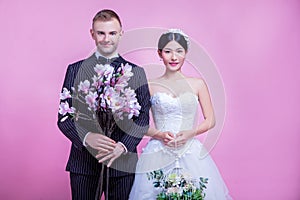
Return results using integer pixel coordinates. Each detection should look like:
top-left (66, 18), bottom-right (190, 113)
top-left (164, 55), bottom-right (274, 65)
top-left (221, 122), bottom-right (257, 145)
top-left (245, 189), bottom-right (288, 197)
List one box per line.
top-left (95, 51), bottom-right (119, 60)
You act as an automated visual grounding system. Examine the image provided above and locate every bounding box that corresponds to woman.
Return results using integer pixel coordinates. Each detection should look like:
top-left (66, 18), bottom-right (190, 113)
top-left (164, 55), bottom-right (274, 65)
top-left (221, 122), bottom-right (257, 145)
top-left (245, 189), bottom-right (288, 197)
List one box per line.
top-left (129, 29), bottom-right (232, 199)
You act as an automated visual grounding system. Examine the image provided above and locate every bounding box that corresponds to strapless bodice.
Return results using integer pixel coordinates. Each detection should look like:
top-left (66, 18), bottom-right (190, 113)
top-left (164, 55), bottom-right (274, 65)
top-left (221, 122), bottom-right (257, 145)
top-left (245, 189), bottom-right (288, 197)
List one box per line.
top-left (150, 92), bottom-right (198, 135)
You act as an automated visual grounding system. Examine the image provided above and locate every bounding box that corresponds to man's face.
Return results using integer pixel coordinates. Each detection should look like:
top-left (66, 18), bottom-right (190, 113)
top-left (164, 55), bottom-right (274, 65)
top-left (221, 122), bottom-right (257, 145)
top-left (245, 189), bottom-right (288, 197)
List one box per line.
top-left (90, 18), bottom-right (122, 57)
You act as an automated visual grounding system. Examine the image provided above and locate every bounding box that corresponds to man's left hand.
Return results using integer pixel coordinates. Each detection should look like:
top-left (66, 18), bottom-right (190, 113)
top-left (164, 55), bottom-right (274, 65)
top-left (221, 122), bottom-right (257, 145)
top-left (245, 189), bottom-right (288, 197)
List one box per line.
top-left (96, 143), bottom-right (125, 167)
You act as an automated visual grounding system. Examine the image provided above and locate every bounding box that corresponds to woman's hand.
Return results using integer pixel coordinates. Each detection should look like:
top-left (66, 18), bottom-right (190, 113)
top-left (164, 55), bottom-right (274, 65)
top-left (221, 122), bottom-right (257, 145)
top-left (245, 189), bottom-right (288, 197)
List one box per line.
top-left (153, 131), bottom-right (175, 145)
top-left (167, 130), bottom-right (196, 147)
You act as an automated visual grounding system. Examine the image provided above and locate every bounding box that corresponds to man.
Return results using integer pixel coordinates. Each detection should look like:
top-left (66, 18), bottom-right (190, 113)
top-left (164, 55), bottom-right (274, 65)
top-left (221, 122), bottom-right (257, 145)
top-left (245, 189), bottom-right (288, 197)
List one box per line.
top-left (57, 9), bottom-right (150, 200)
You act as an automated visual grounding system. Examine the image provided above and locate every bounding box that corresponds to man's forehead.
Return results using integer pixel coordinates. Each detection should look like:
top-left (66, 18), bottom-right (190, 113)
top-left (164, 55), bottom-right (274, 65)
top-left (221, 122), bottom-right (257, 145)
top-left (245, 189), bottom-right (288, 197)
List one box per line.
top-left (93, 19), bottom-right (121, 30)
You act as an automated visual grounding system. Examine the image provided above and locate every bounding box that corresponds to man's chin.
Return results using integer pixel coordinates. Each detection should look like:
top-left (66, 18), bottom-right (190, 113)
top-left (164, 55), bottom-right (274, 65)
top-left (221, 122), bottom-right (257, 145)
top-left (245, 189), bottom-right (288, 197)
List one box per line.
top-left (98, 50), bottom-right (114, 56)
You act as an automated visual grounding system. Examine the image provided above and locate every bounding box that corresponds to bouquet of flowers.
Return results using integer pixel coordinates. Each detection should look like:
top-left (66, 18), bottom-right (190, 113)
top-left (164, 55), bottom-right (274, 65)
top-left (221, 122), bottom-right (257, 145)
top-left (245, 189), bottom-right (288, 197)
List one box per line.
top-left (147, 168), bottom-right (208, 200)
top-left (59, 62), bottom-right (141, 134)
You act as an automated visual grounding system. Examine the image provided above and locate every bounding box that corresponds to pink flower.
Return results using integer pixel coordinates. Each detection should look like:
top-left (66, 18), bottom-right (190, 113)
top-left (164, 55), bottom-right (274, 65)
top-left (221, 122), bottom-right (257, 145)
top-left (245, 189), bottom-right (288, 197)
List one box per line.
top-left (126, 105), bottom-right (141, 119)
top-left (60, 88), bottom-right (71, 100)
top-left (103, 66), bottom-right (114, 85)
top-left (78, 80), bottom-right (90, 94)
top-left (122, 63), bottom-right (133, 77)
top-left (94, 64), bottom-right (109, 76)
top-left (91, 75), bottom-right (99, 87)
top-left (59, 102), bottom-right (76, 115)
top-left (123, 88), bottom-right (141, 119)
top-left (116, 75), bottom-right (130, 87)
top-left (114, 81), bottom-right (128, 92)
top-left (85, 91), bottom-right (98, 111)
top-left (101, 87), bottom-right (117, 108)
top-left (59, 62), bottom-right (140, 122)
top-left (116, 64), bottom-right (133, 85)
top-left (110, 95), bottom-right (124, 113)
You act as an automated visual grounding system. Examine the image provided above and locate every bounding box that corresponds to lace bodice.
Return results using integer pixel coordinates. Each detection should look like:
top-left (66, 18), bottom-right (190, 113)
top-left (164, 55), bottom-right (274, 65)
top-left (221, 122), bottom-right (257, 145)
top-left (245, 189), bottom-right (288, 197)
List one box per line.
top-left (151, 92), bottom-right (198, 135)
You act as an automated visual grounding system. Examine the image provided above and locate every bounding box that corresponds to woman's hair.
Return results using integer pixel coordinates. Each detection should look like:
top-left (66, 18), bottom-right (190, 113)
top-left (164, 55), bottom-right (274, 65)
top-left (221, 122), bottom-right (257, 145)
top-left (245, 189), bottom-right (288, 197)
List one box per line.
top-left (92, 9), bottom-right (122, 27)
top-left (158, 31), bottom-right (189, 51)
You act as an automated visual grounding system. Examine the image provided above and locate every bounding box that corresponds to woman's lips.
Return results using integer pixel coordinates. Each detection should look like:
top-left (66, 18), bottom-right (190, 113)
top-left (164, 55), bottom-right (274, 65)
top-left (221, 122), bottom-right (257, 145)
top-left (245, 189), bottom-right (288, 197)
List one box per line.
top-left (169, 62), bottom-right (179, 67)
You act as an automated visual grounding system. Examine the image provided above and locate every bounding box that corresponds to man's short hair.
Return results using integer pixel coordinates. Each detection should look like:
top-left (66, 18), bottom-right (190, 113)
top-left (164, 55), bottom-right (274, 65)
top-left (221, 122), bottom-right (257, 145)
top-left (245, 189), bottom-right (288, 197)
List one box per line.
top-left (92, 9), bottom-right (122, 27)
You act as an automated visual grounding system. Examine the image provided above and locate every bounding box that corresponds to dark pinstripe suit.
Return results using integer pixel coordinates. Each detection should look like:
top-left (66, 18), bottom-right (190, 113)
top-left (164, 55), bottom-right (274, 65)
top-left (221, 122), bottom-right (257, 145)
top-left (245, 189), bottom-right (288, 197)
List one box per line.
top-left (57, 54), bottom-right (150, 200)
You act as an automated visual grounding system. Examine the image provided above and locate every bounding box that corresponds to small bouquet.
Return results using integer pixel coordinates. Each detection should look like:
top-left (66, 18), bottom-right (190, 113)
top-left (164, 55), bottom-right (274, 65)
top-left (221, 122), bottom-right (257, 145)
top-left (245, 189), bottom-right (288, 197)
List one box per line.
top-left (59, 62), bottom-right (141, 134)
top-left (147, 169), bottom-right (208, 200)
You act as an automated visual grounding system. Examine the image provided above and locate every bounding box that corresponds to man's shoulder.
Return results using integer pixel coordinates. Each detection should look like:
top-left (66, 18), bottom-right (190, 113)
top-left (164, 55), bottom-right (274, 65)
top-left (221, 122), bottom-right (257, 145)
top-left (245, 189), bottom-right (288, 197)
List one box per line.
top-left (68, 54), bottom-right (96, 69)
top-left (120, 57), bottom-right (139, 68)
top-left (68, 59), bottom-right (85, 68)
top-left (122, 60), bottom-right (145, 73)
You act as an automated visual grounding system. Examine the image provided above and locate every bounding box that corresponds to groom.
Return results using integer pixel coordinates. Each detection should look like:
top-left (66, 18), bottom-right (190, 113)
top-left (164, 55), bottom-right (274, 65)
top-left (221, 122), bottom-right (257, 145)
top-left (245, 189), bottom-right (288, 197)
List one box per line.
top-left (57, 9), bottom-right (150, 200)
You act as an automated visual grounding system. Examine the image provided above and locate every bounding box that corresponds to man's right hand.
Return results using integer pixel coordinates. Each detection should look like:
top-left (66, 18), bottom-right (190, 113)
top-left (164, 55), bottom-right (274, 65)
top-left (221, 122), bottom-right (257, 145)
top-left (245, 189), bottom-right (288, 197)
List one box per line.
top-left (85, 132), bottom-right (116, 153)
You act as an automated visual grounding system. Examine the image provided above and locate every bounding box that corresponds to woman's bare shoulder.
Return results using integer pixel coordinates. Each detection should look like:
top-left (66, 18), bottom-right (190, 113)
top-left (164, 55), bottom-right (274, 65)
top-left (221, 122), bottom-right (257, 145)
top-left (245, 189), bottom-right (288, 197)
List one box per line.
top-left (185, 76), bottom-right (205, 86)
top-left (148, 76), bottom-right (164, 83)
top-left (148, 77), bottom-right (165, 95)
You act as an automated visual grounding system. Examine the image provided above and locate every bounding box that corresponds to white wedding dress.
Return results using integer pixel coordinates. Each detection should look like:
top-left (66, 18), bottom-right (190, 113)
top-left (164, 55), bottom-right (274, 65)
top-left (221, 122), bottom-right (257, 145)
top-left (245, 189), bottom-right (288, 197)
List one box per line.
top-left (129, 92), bottom-right (232, 200)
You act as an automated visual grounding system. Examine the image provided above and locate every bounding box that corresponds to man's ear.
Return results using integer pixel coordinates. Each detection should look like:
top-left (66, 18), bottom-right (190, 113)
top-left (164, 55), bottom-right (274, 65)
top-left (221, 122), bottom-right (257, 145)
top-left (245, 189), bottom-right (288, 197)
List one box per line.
top-left (90, 28), bottom-right (94, 38)
top-left (119, 30), bottom-right (124, 37)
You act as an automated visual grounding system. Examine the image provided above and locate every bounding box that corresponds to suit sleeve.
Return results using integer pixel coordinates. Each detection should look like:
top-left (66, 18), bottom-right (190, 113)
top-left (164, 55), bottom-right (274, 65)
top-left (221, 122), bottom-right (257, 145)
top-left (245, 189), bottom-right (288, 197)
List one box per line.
top-left (119, 67), bottom-right (151, 152)
top-left (57, 64), bottom-right (91, 150)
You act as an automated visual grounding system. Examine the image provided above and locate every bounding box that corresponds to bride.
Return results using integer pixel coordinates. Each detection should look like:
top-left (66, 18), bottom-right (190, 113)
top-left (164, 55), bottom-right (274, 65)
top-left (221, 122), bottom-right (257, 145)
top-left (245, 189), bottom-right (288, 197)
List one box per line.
top-left (129, 29), bottom-right (232, 199)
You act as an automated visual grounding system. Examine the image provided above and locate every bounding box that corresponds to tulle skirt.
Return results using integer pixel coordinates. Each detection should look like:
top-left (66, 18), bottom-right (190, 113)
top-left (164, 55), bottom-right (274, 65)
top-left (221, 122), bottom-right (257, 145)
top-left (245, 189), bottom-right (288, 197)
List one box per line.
top-left (129, 138), bottom-right (232, 200)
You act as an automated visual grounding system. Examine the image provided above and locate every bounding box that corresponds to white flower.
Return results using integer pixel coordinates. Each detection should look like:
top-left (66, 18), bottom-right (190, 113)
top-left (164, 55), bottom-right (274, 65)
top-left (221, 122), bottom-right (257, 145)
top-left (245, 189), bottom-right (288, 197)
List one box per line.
top-left (78, 80), bottom-right (90, 94)
top-left (118, 63), bottom-right (133, 85)
top-left (58, 62), bottom-right (141, 122)
top-left (122, 63), bottom-right (133, 77)
top-left (59, 102), bottom-right (76, 115)
top-left (123, 88), bottom-right (141, 119)
top-left (167, 187), bottom-right (179, 194)
top-left (103, 66), bottom-right (114, 85)
top-left (110, 94), bottom-right (124, 113)
top-left (60, 88), bottom-right (71, 100)
top-left (91, 75), bottom-right (100, 87)
top-left (99, 86), bottom-right (115, 108)
top-left (94, 64), bottom-right (110, 76)
top-left (85, 91), bottom-right (98, 111)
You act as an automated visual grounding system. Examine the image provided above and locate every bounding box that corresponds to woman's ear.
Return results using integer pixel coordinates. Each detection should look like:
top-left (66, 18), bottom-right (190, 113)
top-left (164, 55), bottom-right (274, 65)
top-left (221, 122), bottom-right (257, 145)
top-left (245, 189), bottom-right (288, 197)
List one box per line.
top-left (157, 50), bottom-right (162, 58)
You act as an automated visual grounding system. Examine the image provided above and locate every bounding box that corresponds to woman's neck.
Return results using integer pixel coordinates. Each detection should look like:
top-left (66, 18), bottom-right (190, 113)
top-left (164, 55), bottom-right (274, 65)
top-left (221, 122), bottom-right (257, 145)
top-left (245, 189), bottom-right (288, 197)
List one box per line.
top-left (163, 70), bottom-right (185, 80)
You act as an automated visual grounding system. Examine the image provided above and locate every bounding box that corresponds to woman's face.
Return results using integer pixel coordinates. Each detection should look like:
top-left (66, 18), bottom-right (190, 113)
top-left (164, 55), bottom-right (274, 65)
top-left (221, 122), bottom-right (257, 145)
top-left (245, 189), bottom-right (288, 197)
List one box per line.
top-left (159, 40), bottom-right (186, 72)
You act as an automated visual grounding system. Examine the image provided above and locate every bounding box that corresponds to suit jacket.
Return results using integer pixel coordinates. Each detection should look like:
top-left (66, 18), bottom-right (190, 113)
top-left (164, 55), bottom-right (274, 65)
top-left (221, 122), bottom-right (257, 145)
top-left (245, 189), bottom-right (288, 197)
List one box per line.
top-left (57, 54), bottom-right (150, 177)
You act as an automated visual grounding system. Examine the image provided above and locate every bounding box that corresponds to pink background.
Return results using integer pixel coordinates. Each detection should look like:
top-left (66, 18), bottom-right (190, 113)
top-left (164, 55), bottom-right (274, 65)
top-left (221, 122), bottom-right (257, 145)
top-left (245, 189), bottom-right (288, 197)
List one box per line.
top-left (1, 0), bottom-right (300, 199)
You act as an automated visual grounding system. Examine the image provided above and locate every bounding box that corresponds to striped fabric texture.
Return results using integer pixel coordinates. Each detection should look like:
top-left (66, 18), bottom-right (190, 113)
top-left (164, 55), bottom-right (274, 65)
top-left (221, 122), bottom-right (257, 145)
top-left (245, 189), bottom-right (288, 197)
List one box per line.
top-left (57, 54), bottom-right (150, 199)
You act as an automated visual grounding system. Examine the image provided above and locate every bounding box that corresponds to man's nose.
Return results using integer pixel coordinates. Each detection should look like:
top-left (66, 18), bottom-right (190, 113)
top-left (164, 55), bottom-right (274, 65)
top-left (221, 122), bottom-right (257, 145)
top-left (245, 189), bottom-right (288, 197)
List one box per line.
top-left (103, 34), bottom-right (109, 42)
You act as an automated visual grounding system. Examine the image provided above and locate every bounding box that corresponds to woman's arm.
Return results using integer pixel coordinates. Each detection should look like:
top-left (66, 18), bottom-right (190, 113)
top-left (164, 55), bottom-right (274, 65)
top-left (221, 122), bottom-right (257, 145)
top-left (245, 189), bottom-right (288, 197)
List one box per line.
top-left (195, 78), bottom-right (216, 134)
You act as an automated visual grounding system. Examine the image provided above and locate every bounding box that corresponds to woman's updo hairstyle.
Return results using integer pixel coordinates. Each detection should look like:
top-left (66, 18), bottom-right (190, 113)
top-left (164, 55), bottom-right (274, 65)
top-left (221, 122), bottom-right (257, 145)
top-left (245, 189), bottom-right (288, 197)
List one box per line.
top-left (158, 29), bottom-right (190, 52)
